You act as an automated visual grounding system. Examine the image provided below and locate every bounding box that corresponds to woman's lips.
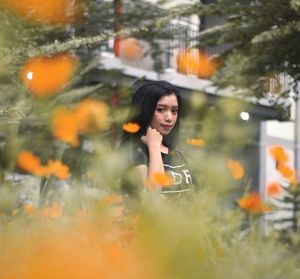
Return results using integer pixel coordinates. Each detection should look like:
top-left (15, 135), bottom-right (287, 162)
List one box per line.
top-left (161, 124), bottom-right (172, 129)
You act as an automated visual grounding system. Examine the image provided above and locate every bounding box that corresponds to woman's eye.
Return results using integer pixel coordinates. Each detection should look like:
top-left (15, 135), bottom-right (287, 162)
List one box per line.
top-left (156, 108), bottom-right (164, 113)
top-left (172, 109), bottom-right (178, 114)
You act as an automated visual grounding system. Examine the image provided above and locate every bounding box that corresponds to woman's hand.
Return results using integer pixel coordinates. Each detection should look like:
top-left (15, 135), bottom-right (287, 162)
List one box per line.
top-left (141, 127), bottom-right (162, 148)
top-left (141, 127), bottom-right (165, 182)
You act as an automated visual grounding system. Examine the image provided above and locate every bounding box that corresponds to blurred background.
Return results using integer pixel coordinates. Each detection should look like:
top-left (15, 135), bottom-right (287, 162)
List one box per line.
top-left (0, 1), bottom-right (300, 278)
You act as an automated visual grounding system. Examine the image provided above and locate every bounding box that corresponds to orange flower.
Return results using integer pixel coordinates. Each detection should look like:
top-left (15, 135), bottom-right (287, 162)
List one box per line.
top-left (16, 150), bottom-right (48, 176)
top-left (227, 159), bottom-right (245, 180)
top-left (74, 99), bottom-right (109, 134)
top-left (277, 162), bottom-right (297, 183)
top-left (147, 172), bottom-right (173, 189)
top-left (52, 107), bottom-right (80, 146)
top-left (238, 192), bottom-right (271, 214)
top-left (42, 202), bottom-right (63, 219)
top-left (47, 159), bottom-right (70, 180)
top-left (176, 50), bottom-right (188, 74)
top-left (176, 48), bottom-right (218, 78)
top-left (20, 53), bottom-right (78, 97)
top-left (269, 145), bottom-right (288, 163)
top-left (16, 150), bottom-right (70, 179)
top-left (186, 138), bottom-right (205, 146)
top-left (0, 0), bottom-right (86, 26)
top-left (52, 99), bottom-right (109, 146)
top-left (197, 51), bottom-right (219, 79)
top-left (16, 150), bottom-right (40, 172)
top-left (120, 37), bottom-right (144, 60)
top-left (122, 122), bottom-right (141, 133)
top-left (266, 182), bottom-right (282, 197)
top-left (23, 204), bottom-right (35, 215)
top-left (177, 48), bottom-right (199, 75)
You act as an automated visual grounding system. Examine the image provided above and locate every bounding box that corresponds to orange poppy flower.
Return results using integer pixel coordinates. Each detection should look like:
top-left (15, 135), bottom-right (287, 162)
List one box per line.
top-left (16, 150), bottom-right (48, 176)
top-left (74, 99), bottom-right (109, 134)
top-left (16, 150), bottom-right (70, 179)
top-left (176, 48), bottom-right (218, 78)
top-left (266, 182), bottom-right (282, 197)
top-left (47, 159), bottom-right (70, 180)
top-left (269, 145), bottom-right (288, 163)
top-left (176, 50), bottom-right (188, 74)
top-left (238, 192), bottom-right (271, 214)
top-left (52, 107), bottom-right (80, 146)
top-left (23, 204), bottom-right (35, 215)
top-left (16, 150), bottom-right (40, 172)
top-left (277, 162), bottom-right (297, 183)
top-left (42, 202), bottom-right (63, 219)
top-left (197, 51), bottom-right (219, 79)
top-left (177, 48), bottom-right (202, 75)
top-left (0, 0), bottom-right (86, 26)
top-left (120, 37), bottom-right (144, 60)
top-left (20, 53), bottom-right (78, 97)
top-left (227, 159), bottom-right (245, 180)
top-left (122, 122), bottom-right (141, 133)
top-left (186, 138), bottom-right (205, 146)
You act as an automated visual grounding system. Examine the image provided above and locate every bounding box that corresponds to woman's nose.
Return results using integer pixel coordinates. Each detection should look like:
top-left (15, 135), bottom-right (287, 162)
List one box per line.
top-left (165, 111), bottom-right (172, 121)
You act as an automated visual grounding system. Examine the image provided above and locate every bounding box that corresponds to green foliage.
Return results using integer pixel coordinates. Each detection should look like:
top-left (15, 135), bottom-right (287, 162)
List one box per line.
top-left (173, 0), bottom-right (300, 97)
top-left (0, 1), bottom-right (300, 277)
top-left (270, 183), bottom-right (300, 246)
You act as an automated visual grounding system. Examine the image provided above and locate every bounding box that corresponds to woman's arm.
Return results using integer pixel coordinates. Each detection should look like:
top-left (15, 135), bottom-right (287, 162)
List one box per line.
top-left (141, 127), bottom-right (165, 179)
top-left (129, 127), bottom-right (167, 191)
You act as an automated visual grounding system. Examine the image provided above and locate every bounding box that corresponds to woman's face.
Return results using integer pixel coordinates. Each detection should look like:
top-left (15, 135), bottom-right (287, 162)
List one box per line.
top-left (150, 93), bottom-right (179, 136)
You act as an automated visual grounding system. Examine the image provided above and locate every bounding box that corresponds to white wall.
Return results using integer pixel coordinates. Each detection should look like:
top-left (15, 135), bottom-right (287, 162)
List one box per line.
top-left (265, 120), bottom-right (294, 141)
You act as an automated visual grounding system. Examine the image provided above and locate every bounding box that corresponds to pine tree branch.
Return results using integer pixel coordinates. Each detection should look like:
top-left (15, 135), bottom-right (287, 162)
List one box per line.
top-left (291, 0), bottom-right (300, 13)
top-left (27, 26), bottom-right (148, 58)
top-left (252, 20), bottom-right (300, 44)
top-left (51, 84), bottom-right (105, 105)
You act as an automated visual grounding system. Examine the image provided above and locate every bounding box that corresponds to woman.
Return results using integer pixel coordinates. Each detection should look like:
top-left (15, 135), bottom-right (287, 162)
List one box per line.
top-left (122, 80), bottom-right (193, 197)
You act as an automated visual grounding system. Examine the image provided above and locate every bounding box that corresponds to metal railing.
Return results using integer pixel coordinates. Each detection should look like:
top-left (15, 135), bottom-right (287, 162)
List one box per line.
top-left (88, 0), bottom-right (232, 72)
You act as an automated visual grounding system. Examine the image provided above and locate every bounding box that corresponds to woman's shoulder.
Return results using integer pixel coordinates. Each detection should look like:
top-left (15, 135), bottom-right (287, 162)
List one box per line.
top-left (130, 141), bottom-right (148, 166)
top-left (169, 147), bottom-right (187, 162)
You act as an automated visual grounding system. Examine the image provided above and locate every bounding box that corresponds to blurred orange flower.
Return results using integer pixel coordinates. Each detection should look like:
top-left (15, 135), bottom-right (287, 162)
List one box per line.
top-left (277, 162), bottom-right (297, 183)
top-left (20, 53), bottom-right (78, 97)
top-left (16, 150), bottom-right (40, 172)
top-left (42, 202), bottom-right (63, 219)
top-left (238, 192), bottom-right (270, 214)
top-left (74, 99), bottom-right (109, 134)
top-left (120, 37), bottom-right (144, 60)
top-left (197, 51), bottom-right (219, 79)
top-left (177, 48), bottom-right (199, 75)
top-left (147, 172), bottom-right (173, 190)
top-left (0, 0), bottom-right (86, 26)
top-left (176, 48), bottom-right (218, 78)
top-left (47, 159), bottom-right (70, 180)
top-left (227, 159), bottom-right (245, 180)
top-left (266, 182), bottom-right (282, 197)
top-left (269, 145), bottom-right (288, 163)
top-left (23, 204), bottom-right (35, 215)
top-left (16, 150), bottom-right (48, 176)
top-left (16, 150), bottom-right (70, 179)
top-left (52, 107), bottom-right (80, 147)
top-left (122, 122), bottom-right (141, 133)
top-left (0, 220), bottom-right (164, 279)
top-left (186, 138), bottom-right (205, 146)
top-left (52, 99), bottom-right (109, 146)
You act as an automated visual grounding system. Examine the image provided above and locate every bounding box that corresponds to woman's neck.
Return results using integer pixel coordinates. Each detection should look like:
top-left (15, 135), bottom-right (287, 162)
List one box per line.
top-left (160, 144), bottom-right (169, 154)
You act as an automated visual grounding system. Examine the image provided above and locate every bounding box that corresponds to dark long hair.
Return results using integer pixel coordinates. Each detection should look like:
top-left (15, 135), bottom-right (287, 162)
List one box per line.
top-left (122, 80), bottom-right (182, 149)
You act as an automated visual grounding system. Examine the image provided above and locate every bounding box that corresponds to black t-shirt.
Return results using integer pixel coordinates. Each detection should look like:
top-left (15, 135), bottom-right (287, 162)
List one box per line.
top-left (130, 142), bottom-right (194, 196)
